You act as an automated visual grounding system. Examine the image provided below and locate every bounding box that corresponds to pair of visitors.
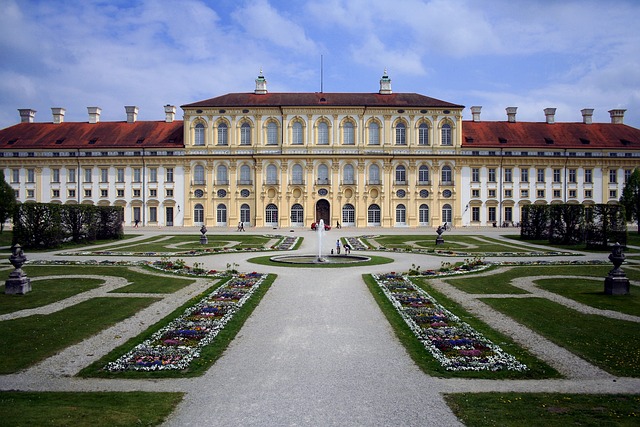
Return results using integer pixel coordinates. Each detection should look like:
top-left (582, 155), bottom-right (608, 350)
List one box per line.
top-left (343, 243), bottom-right (351, 254)
top-left (237, 221), bottom-right (245, 231)
top-left (336, 221), bottom-right (341, 229)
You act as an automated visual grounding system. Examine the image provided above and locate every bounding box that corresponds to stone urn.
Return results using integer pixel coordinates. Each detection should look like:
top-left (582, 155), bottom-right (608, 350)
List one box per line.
top-left (200, 225), bottom-right (208, 245)
top-left (604, 242), bottom-right (630, 295)
top-left (5, 244), bottom-right (32, 295)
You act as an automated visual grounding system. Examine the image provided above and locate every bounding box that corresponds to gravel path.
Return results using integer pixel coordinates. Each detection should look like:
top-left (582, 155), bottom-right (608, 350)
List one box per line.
top-left (1, 226), bottom-right (639, 426)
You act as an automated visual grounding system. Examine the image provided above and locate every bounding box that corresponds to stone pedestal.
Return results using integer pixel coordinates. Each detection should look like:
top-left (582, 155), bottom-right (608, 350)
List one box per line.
top-left (5, 244), bottom-right (31, 295)
top-left (604, 242), bottom-right (630, 295)
top-left (436, 236), bottom-right (445, 245)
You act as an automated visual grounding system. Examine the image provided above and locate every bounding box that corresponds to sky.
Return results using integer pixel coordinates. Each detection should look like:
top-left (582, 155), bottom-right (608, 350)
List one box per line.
top-left (1, 0), bottom-right (640, 130)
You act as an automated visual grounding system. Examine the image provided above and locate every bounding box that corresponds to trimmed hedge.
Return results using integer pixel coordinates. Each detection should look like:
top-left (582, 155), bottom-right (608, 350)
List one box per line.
top-left (13, 203), bottom-right (123, 249)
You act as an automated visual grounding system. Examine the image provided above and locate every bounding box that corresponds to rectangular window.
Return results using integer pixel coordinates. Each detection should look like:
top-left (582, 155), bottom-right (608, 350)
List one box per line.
top-left (553, 169), bottom-right (561, 183)
top-left (504, 168), bottom-right (512, 182)
top-left (609, 190), bottom-right (617, 199)
top-left (149, 168), bottom-right (157, 182)
top-left (100, 168), bottom-right (108, 183)
top-left (472, 207), bottom-right (480, 222)
top-left (488, 207), bottom-right (496, 222)
top-left (101, 189), bottom-right (108, 197)
top-left (488, 189), bottom-right (496, 198)
top-left (68, 189), bottom-right (75, 198)
top-left (11, 169), bottom-right (19, 183)
top-left (537, 189), bottom-right (545, 198)
top-left (504, 189), bottom-right (512, 198)
top-left (52, 189), bottom-right (60, 198)
top-left (504, 207), bottom-right (513, 222)
top-left (149, 189), bottom-right (157, 197)
top-left (584, 169), bottom-right (592, 183)
top-left (84, 189), bottom-right (92, 197)
top-left (68, 168), bottom-right (76, 183)
top-left (609, 169), bottom-right (617, 183)
top-left (14, 190), bottom-right (19, 198)
top-left (117, 189), bottom-right (124, 197)
top-left (585, 189), bottom-right (592, 198)
top-left (472, 189), bottom-right (480, 198)
top-left (149, 207), bottom-right (157, 222)
top-left (520, 168), bottom-right (529, 182)
top-left (553, 189), bottom-right (561, 198)
top-left (166, 189), bottom-right (174, 197)
top-left (569, 189), bottom-right (577, 198)
top-left (625, 169), bottom-right (632, 183)
top-left (569, 169), bottom-right (576, 183)
top-left (133, 189), bottom-right (141, 197)
top-left (166, 168), bottom-right (174, 182)
top-left (488, 168), bottom-right (496, 182)
top-left (537, 168), bottom-right (545, 183)
top-left (27, 189), bottom-right (35, 198)
top-left (117, 168), bottom-right (125, 183)
top-left (521, 189), bottom-right (529, 198)
top-left (52, 168), bottom-right (60, 183)
top-left (26, 169), bottom-right (35, 183)
top-left (84, 168), bottom-right (92, 183)
top-left (471, 168), bottom-right (479, 182)
top-left (133, 168), bottom-right (141, 183)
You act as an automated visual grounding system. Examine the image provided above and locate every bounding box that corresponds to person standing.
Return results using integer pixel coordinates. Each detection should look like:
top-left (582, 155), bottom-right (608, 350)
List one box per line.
top-left (336, 239), bottom-right (341, 254)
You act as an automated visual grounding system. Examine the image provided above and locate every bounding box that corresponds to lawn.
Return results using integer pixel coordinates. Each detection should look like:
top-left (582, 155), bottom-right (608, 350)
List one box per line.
top-left (482, 297), bottom-right (640, 377)
top-left (248, 254), bottom-right (394, 268)
top-left (445, 392), bottom-right (640, 427)
top-left (87, 234), bottom-right (277, 253)
top-left (0, 296), bottom-right (159, 374)
top-left (0, 391), bottom-right (182, 427)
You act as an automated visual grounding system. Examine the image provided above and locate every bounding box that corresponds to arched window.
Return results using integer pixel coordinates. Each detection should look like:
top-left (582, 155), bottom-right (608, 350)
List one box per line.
top-left (441, 165), bottom-right (452, 184)
top-left (318, 122), bottom-right (329, 145)
top-left (418, 123), bottom-right (429, 145)
top-left (419, 204), bottom-right (430, 224)
top-left (395, 165), bottom-right (406, 184)
top-left (318, 164), bottom-right (329, 185)
top-left (194, 123), bottom-right (205, 146)
top-left (368, 122), bottom-right (380, 145)
top-left (369, 164), bottom-right (380, 184)
top-left (291, 203), bottom-right (304, 224)
top-left (343, 121), bottom-right (354, 145)
top-left (216, 203), bottom-right (227, 224)
top-left (240, 122), bottom-right (252, 145)
top-left (217, 123), bottom-right (228, 145)
top-left (194, 203), bottom-right (204, 224)
top-left (442, 204), bottom-right (452, 224)
top-left (266, 164), bottom-right (278, 184)
top-left (395, 122), bottom-right (406, 145)
top-left (419, 165), bottom-right (430, 184)
top-left (194, 165), bottom-right (205, 185)
top-left (239, 165), bottom-right (251, 184)
top-left (240, 203), bottom-right (251, 224)
top-left (441, 123), bottom-right (452, 146)
top-left (216, 165), bottom-right (228, 185)
top-left (395, 204), bottom-right (406, 224)
top-left (367, 204), bottom-right (381, 226)
top-left (292, 164), bottom-right (304, 184)
top-left (265, 203), bottom-right (278, 225)
top-left (292, 121), bottom-right (303, 145)
top-left (267, 122), bottom-right (278, 145)
top-left (343, 164), bottom-right (355, 184)
top-left (342, 204), bottom-right (355, 225)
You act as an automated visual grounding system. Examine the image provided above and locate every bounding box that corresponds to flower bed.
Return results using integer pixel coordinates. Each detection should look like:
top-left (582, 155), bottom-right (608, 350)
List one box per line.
top-left (105, 272), bottom-right (265, 371)
top-left (373, 273), bottom-right (527, 372)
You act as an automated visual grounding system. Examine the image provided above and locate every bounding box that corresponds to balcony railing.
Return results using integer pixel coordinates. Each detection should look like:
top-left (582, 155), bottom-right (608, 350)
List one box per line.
top-left (317, 178), bottom-right (330, 185)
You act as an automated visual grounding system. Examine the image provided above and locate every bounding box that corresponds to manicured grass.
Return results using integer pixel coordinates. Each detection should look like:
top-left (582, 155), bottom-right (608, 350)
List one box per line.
top-left (248, 254), bottom-right (394, 268)
top-left (368, 234), bottom-right (542, 253)
top-left (363, 274), bottom-right (560, 379)
top-left (535, 277), bottom-right (640, 317)
top-left (92, 234), bottom-right (274, 253)
top-left (504, 233), bottom-right (640, 254)
top-left (24, 265), bottom-right (195, 294)
top-left (0, 391), bottom-right (183, 427)
top-left (482, 297), bottom-right (640, 377)
top-left (81, 274), bottom-right (276, 378)
top-left (0, 277), bottom-right (103, 314)
top-left (0, 297), bottom-right (158, 374)
top-left (445, 265), bottom-right (625, 294)
top-left (0, 230), bottom-right (12, 247)
top-left (445, 392), bottom-right (640, 427)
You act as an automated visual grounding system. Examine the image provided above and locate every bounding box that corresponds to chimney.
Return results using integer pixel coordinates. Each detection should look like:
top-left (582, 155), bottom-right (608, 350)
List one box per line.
top-left (506, 107), bottom-right (517, 123)
top-left (164, 105), bottom-right (176, 123)
top-left (255, 69), bottom-right (267, 95)
top-left (470, 106), bottom-right (482, 122)
top-left (18, 108), bottom-right (36, 123)
top-left (125, 106), bottom-right (138, 123)
top-left (87, 107), bottom-right (101, 124)
top-left (379, 69), bottom-right (392, 94)
top-left (609, 109), bottom-right (626, 124)
top-left (544, 107), bottom-right (556, 124)
top-left (581, 108), bottom-right (594, 124)
top-left (51, 107), bottom-right (65, 124)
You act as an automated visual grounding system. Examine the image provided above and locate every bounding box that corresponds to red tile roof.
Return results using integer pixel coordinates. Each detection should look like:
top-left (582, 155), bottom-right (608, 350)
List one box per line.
top-left (183, 92), bottom-right (464, 109)
top-left (0, 121), bottom-right (183, 150)
top-left (462, 121), bottom-right (640, 149)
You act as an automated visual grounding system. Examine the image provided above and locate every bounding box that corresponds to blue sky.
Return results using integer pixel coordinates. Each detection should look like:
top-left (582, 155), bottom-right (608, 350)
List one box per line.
top-left (1, 0), bottom-right (639, 129)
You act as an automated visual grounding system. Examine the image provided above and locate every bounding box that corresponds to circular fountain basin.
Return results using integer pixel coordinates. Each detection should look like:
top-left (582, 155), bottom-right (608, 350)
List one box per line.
top-left (270, 254), bottom-right (371, 265)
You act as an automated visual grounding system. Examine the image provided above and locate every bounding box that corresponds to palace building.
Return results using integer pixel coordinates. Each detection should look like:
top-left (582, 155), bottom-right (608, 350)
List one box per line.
top-left (1, 72), bottom-right (639, 229)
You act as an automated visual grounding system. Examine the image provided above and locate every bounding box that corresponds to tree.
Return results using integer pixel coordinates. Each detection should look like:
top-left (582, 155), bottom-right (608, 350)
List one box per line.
top-left (0, 172), bottom-right (17, 232)
top-left (620, 168), bottom-right (640, 233)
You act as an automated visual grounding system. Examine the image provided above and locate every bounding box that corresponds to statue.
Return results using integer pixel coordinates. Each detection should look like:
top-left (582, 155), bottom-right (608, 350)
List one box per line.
top-left (436, 225), bottom-right (445, 245)
top-left (604, 242), bottom-right (630, 295)
top-left (5, 244), bottom-right (31, 294)
top-left (200, 225), bottom-right (208, 244)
